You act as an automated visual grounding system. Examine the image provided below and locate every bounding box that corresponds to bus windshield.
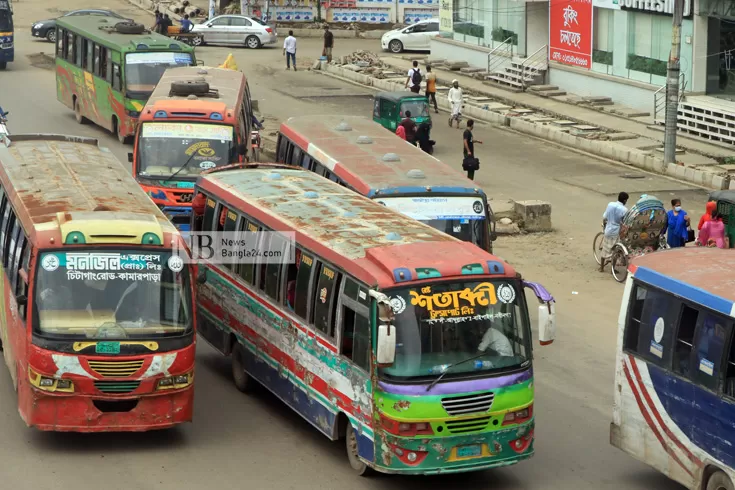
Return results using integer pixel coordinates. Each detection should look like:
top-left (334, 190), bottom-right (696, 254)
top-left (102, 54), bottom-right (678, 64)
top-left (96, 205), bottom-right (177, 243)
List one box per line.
top-left (125, 52), bottom-right (193, 97)
top-left (0, 8), bottom-right (12, 31)
top-left (377, 196), bottom-right (488, 249)
top-left (33, 249), bottom-right (192, 339)
top-left (138, 122), bottom-right (234, 180)
top-left (380, 280), bottom-right (530, 382)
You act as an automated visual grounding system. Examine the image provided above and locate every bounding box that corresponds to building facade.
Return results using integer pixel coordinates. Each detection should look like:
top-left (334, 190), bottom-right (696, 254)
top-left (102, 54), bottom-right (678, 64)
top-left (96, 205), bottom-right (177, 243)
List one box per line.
top-left (432, 0), bottom-right (735, 113)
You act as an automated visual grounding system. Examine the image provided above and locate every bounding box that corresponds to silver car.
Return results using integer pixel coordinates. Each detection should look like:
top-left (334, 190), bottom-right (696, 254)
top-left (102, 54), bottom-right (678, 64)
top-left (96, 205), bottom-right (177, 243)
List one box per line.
top-left (191, 15), bottom-right (277, 49)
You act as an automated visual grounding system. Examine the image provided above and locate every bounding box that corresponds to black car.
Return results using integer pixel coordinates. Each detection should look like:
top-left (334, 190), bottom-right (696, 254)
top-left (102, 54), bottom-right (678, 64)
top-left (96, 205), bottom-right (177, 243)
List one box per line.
top-left (31, 9), bottom-right (130, 42)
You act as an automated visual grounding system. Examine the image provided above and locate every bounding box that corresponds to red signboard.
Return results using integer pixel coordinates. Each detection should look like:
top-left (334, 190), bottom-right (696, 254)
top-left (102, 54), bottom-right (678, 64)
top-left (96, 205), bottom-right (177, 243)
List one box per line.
top-left (549, 0), bottom-right (593, 69)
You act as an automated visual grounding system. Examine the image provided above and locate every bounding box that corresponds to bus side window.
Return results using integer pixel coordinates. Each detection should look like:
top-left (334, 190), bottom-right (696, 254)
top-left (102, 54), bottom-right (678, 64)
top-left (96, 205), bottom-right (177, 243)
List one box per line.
top-left (56, 28), bottom-right (65, 58)
top-left (74, 35), bottom-right (82, 67)
top-left (724, 327), bottom-right (735, 398)
top-left (340, 305), bottom-right (371, 372)
top-left (216, 204), bottom-right (227, 232)
top-left (312, 263), bottom-right (341, 338)
top-left (18, 244), bottom-right (31, 321)
top-left (221, 208), bottom-right (238, 270)
top-left (112, 63), bottom-right (122, 91)
top-left (264, 233), bottom-right (287, 301)
top-left (8, 224), bottom-right (23, 293)
top-left (105, 53), bottom-right (113, 84)
top-left (99, 46), bottom-right (108, 80)
top-left (3, 212), bottom-right (16, 268)
top-left (689, 313), bottom-right (731, 392)
top-left (294, 250), bottom-right (314, 320)
top-left (300, 153), bottom-right (311, 170)
top-left (0, 193), bottom-right (11, 263)
top-left (86, 40), bottom-right (93, 73)
top-left (624, 284), bottom-right (676, 367)
top-left (202, 197), bottom-right (217, 232)
top-left (237, 220), bottom-right (259, 285)
top-left (673, 304), bottom-right (699, 378)
top-left (290, 146), bottom-right (302, 167)
top-left (93, 44), bottom-right (100, 76)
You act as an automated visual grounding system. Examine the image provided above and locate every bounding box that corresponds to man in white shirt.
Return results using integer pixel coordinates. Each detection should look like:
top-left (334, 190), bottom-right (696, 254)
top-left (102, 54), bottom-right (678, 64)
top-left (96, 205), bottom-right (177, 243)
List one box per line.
top-left (600, 191), bottom-right (629, 271)
top-left (447, 79), bottom-right (463, 128)
top-left (405, 60), bottom-right (421, 93)
top-left (283, 30), bottom-right (297, 71)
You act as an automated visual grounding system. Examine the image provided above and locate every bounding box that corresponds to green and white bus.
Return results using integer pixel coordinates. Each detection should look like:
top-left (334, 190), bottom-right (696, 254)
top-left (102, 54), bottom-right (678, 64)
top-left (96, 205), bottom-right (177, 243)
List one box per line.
top-left (55, 16), bottom-right (197, 144)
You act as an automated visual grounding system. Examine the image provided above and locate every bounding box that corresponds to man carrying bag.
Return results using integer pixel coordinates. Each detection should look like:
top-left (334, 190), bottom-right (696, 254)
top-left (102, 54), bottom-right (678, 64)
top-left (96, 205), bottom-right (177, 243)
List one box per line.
top-left (462, 119), bottom-right (482, 180)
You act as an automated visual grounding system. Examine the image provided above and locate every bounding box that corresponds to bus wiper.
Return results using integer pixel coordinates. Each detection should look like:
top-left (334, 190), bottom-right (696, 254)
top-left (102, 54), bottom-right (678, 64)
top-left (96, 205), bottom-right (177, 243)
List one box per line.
top-left (165, 149), bottom-right (199, 182)
top-left (426, 352), bottom-right (488, 392)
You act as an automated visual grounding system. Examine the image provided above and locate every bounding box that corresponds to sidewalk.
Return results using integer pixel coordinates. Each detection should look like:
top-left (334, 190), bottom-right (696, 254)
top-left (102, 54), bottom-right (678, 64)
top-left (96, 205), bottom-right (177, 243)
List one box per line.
top-left (318, 54), bottom-right (735, 191)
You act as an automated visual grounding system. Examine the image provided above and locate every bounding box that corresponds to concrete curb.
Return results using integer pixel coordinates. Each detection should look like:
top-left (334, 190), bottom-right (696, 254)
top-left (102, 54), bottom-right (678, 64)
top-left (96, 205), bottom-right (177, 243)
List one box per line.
top-left (317, 63), bottom-right (733, 191)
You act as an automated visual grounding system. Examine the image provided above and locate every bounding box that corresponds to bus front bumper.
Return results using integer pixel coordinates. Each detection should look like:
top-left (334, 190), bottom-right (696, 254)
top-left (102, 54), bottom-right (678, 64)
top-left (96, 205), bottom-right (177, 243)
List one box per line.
top-left (373, 421), bottom-right (534, 474)
top-left (25, 387), bottom-right (193, 432)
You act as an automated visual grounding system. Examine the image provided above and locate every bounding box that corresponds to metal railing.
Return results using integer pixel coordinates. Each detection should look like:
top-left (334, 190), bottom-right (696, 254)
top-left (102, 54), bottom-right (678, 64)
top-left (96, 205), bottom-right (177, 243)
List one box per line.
top-left (520, 44), bottom-right (549, 90)
top-left (653, 72), bottom-right (687, 122)
top-left (487, 37), bottom-right (513, 76)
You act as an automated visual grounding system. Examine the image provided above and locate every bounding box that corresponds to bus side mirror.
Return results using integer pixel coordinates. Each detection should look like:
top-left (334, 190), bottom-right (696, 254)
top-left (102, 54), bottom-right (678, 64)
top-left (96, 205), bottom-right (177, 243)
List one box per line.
top-left (127, 152), bottom-right (133, 163)
top-left (196, 268), bottom-right (207, 284)
top-left (15, 294), bottom-right (26, 306)
top-left (376, 302), bottom-right (396, 365)
top-left (538, 303), bottom-right (555, 345)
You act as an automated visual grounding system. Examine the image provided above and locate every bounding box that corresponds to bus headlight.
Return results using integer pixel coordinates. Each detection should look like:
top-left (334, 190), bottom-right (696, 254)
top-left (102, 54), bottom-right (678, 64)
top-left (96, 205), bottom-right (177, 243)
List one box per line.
top-left (156, 372), bottom-right (193, 390)
top-left (28, 367), bottom-right (75, 393)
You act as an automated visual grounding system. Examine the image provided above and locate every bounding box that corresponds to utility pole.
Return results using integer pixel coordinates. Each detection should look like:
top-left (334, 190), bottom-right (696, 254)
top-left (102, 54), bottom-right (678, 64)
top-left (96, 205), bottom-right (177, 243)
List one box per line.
top-left (208, 0), bottom-right (216, 20)
top-left (663, 0), bottom-right (684, 164)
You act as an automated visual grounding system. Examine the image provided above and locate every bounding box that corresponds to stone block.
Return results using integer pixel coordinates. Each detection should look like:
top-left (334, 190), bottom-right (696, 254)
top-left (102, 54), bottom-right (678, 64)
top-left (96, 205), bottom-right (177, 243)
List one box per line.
top-left (700, 171), bottom-right (714, 189)
top-left (731, 178), bottom-right (735, 190)
top-left (685, 167), bottom-right (696, 182)
top-left (312, 59), bottom-right (322, 70)
top-left (514, 200), bottom-right (552, 232)
top-left (665, 162), bottom-right (678, 177)
top-left (614, 147), bottom-right (631, 163)
top-left (693, 169), bottom-right (704, 186)
top-left (600, 142), bottom-right (616, 160)
top-left (675, 165), bottom-right (687, 180)
top-left (713, 175), bottom-right (726, 190)
top-left (652, 157), bottom-right (666, 174)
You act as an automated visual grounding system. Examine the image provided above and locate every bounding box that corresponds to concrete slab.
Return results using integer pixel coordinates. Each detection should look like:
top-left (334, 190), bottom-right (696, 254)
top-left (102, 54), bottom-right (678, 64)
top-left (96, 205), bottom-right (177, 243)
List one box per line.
top-left (537, 90), bottom-right (567, 97)
top-left (606, 132), bottom-right (639, 141)
top-left (582, 96), bottom-right (613, 103)
top-left (468, 96), bottom-right (494, 102)
top-left (572, 125), bottom-right (599, 131)
top-left (460, 67), bottom-right (485, 73)
top-left (528, 85), bottom-right (559, 92)
top-left (614, 138), bottom-right (660, 151)
top-left (510, 109), bottom-right (535, 115)
top-left (654, 147), bottom-right (686, 155)
top-left (551, 120), bottom-right (577, 127)
top-left (608, 106), bottom-right (651, 118)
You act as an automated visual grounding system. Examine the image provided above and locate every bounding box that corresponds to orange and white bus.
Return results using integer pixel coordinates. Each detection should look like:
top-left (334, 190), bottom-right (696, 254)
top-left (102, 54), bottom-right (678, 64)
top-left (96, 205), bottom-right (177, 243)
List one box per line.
top-left (0, 134), bottom-right (196, 431)
top-left (130, 66), bottom-right (253, 233)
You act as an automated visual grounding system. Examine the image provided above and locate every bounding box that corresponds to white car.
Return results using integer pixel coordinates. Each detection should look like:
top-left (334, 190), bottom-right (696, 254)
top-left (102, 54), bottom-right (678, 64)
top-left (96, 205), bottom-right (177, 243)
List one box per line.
top-left (191, 15), bottom-right (277, 49)
top-left (381, 19), bottom-right (439, 54)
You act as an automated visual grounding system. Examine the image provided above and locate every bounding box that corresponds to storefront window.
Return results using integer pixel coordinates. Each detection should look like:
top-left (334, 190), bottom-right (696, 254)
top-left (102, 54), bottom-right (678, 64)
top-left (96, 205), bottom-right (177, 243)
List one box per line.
top-left (492, 0), bottom-right (526, 53)
top-left (593, 7), bottom-right (614, 72)
top-left (627, 12), bottom-right (671, 82)
top-left (453, 0), bottom-right (487, 46)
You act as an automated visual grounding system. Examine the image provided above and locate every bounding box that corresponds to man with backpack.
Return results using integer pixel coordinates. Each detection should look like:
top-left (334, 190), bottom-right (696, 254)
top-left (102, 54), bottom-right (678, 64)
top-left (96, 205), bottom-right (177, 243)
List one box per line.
top-left (405, 60), bottom-right (422, 93)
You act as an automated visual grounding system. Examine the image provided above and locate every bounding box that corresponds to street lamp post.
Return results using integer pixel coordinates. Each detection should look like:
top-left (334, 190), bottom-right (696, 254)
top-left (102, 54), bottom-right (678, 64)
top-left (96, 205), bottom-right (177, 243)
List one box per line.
top-left (663, 0), bottom-right (685, 165)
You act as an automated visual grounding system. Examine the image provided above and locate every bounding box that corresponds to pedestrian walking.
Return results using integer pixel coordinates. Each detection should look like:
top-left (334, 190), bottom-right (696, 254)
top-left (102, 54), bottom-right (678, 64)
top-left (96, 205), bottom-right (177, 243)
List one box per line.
top-left (180, 14), bottom-right (193, 33)
top-left (448, 79), bottom-right (463, 128)
top-left (161, 14), bottom-right (173, 36)
top-left (323, 25), bottom-right (334, 63)
top-left (697, 211), bottom-right (728, 248)
top-left (151, 11), bottom-right (162, 34)
top-left (405, 60), bottom-right (422, 94)
top-left (600, 192), bottom-right (629, 272)
top-left (283, 30), bottom-right (297, 70)
top-left (666, 198), bottom-right (691, 248)
top-left (462, 119), bottom-right (482, 180)
top-left (425, 65), bottom-right (438, 113)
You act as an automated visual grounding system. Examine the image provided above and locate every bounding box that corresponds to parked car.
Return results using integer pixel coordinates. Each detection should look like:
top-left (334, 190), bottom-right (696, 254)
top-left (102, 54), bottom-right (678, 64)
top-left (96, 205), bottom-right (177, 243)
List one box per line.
top-left (32, 9), bottom-right (130, 43)
top-left (191, 15), bottom-right (276, 48)
top-left (381, 18), bottom-right (440, 54)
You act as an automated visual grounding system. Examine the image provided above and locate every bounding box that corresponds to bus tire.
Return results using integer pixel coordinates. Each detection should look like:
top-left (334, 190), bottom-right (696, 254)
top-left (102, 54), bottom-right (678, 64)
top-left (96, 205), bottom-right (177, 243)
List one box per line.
top-left (0, 62), bottom-right (6, 71)
top-left (231, 342), bottom-right (253, 393)
top-left (346, 422), bottom-right (373, 476)
top-left (113, 117), bottom-right (129, 144)
top-left (74, 98), bottom-right (86, 124)
top-left (115, 22), bottom-right (146, 35)
top-left (707, 471), bottom-right (734, 490)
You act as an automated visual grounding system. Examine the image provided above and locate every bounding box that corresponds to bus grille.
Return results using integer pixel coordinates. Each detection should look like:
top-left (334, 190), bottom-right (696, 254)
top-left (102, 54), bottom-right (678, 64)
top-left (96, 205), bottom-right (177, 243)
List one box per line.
top-left (88, 360), bottom-right (144, 378)
top-left (94, 381), bottom-right (141, 394)
top-left (174, 192), bottom-right (193, 203)
top-left (445, 416), bottom-right (491, 434)
top-left (441, 392), bottom-right (495, 416)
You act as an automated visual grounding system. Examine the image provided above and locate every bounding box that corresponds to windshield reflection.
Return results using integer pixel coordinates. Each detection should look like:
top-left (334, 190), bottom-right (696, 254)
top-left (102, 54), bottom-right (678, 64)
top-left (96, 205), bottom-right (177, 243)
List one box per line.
top-left (125, 52), bottom-right (193, 97)
top-left (0, 9), bottom-right (12, 31)
top-left (400, 100), bottom-right (429, 118)
top-left (422, 218), bottom-right (487, 250)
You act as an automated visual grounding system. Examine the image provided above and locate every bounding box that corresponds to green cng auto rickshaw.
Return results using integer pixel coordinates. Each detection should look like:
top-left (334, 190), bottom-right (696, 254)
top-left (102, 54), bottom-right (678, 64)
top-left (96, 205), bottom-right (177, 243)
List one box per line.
top-left (373, 91), bottom-right (431, 132)
top-left (708, 190), bottom-right (735, 248)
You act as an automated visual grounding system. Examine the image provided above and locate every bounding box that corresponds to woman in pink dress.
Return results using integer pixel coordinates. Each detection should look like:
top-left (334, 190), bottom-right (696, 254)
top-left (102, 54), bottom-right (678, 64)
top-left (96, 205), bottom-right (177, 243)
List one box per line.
top-left (697, 211), bottom-right (728, 248)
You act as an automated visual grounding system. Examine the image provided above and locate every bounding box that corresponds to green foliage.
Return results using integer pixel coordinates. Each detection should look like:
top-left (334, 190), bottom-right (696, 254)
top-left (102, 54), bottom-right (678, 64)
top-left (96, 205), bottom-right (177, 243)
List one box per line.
top-left (627, 54), bottom-right (667, 77)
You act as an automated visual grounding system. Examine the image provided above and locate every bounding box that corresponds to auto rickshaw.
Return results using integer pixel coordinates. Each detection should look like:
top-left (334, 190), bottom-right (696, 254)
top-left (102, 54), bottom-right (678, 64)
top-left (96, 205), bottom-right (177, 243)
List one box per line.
top-left (373, 91), bottom-right (431, 133)
top-left (707, 190), bottom-right (735, 248)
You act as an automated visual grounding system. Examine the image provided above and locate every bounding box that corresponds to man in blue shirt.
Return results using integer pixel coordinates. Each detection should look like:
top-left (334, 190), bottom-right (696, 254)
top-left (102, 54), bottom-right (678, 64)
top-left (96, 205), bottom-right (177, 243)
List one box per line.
top-left (600, 192), bottom-right (629, 272)
top-left (180, 14), bottom-right (193, 33)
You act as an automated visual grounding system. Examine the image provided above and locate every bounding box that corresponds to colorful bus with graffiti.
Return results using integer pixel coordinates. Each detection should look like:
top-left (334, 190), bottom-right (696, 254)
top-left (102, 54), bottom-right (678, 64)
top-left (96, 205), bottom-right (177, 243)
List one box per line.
top-left (277, 115), bottom-right (497, 252)
top-left (55, 16), bottom-right (196, 144)
top-left (0, 134), bottom-right (196, 431)
top-left (611, 247), bottom-right (735, 490)
top-left (193, 166), bottom-right (555, 475)
top-left (0, 0), bottom-right (13, 70)
top-left (130, 66), bottom-right (253, 232)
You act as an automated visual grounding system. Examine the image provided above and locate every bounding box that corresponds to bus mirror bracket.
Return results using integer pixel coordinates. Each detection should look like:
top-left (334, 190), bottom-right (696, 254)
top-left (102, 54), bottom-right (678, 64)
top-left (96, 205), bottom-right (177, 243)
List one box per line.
top-left (523, 281), bottom-right (555, 346)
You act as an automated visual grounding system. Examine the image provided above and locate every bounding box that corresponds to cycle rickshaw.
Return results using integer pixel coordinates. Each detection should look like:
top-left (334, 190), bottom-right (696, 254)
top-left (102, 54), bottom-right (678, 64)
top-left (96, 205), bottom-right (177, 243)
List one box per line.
top-left (593, 195), bottom-right (669, 283)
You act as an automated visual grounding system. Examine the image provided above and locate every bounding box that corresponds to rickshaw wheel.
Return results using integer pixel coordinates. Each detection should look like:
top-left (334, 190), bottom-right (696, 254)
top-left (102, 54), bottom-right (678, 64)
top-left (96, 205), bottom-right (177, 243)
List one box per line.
top-left (611, 247), bottom-right (628, 283)
top-left (593, 232), bottom-right (604, 265)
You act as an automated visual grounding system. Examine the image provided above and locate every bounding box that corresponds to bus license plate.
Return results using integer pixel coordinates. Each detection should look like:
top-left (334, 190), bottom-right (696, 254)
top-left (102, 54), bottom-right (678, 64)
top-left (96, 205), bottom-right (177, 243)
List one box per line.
top-left (457, 444), bottom-right (482, 458)
top-left (96, 342), bottom-right (121, 354)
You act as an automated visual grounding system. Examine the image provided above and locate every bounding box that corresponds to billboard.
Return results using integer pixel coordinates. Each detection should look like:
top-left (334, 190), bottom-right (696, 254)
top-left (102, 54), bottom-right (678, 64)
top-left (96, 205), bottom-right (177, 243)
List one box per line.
top-left (439, 0), bottom-right (453, 32)
top-left (549, 0), bottom-right (593, 69)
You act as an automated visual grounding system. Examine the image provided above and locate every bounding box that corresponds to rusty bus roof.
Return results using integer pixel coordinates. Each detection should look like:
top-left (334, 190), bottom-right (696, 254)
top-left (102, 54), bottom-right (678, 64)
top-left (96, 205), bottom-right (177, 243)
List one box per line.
top-left (198, 167), bottom-right (514, 288)
top-left (0, 134), bottom-right (177, 244)
top-left (144, 66), bottom-right (246, 117)
top-left (279, 115), bottom-right (482, 197)
top-left (630, 248), bottom-right (735, 316)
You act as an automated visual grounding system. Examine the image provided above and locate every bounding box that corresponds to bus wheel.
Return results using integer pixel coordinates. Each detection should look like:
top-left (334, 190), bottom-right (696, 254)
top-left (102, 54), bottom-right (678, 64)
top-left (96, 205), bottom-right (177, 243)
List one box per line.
top-left (113, 118), bottom-right (128, 144)
top-left (231, 342), bottom-right (253, 393)
top-left (74, 99), bottom-right (86, 124)
top-left (0, 62), bottom-right (6, 71)
top-left (707, 471), bottom-right (734, 490)
top-left (251, 148), bottom-right (260, 162)
top-left (346, 423), bottom-right (372, 476)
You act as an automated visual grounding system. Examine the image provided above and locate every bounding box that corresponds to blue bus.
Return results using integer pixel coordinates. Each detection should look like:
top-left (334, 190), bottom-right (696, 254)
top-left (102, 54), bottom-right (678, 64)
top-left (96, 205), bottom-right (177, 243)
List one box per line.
top-left (277, 115), bottom-right (497, 253)
top-left (611, 247), bottom-right (735, 490)
top-left (0, 0), bottom-right (12, 70)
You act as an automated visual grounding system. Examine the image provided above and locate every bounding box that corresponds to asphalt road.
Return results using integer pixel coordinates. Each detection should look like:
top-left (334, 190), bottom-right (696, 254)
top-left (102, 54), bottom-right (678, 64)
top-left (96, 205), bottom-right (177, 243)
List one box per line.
top-left (0, 1), bottom-right (710, 488)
